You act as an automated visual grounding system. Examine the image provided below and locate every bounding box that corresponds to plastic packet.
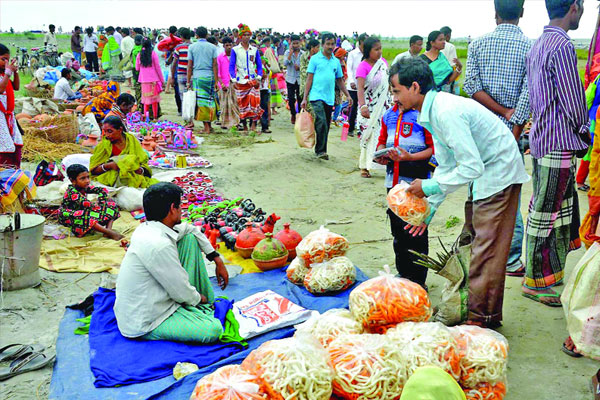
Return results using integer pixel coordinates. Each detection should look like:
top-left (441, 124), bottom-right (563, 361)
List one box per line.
top-left (241, 336), bottom-right (334, 400)
top-left (386, 181), bottom-right (431, 225)
top-left (286, 257), bottom-right (309, 285)
top-left (328, 333), bottom-right (408, 400)
top-left (463, 382), bottom-right (507, 400)
top-left (349, 265), bottom-right (432, 333)
top-left (173, 361), bottom-right (199, 380)
top-left (303, 256), bottom-right (356, 294)
top-left (190, 364), bottom-right (266, 400)
top-left (294, 308), bottom-right (363, 347)
top-left (449, 325), bottom-right (508, 396)
top-left (295, 225), bottom-right (349, 266)
top-left (386, 321), bottom-right (461, 380)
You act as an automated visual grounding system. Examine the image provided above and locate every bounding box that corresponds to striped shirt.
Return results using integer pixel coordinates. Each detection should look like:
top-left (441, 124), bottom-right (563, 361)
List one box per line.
top-left (174, 43), bottom-right (190, 79)
top-left (526, 25), bottom-right (589, 159)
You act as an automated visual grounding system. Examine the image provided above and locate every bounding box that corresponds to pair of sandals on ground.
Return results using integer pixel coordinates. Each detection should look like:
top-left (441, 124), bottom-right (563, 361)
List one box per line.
top-left (0, 344), bottom-right (55, 381)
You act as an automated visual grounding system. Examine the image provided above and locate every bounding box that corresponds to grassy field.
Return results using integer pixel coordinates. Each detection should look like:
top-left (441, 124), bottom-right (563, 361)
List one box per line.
top-left (0, 32), bottom-right (72, 53)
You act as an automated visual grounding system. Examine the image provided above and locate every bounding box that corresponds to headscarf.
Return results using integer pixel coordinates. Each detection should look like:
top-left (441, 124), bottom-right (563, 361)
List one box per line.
top-left (334, 47), bottom-right (348, 80)
top-left (238, 23), bottom-right (251, 36)
top-left (399, 366), bottom-right (466, 400)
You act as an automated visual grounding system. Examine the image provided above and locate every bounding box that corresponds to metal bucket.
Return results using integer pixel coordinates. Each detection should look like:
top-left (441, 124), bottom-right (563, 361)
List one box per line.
top-left (0, 213), bottom-right (45, 291)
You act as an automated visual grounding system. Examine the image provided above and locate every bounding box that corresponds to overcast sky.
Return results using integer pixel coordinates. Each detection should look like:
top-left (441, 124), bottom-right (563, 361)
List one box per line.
top-left (1, 0), bottom-right (599, 40)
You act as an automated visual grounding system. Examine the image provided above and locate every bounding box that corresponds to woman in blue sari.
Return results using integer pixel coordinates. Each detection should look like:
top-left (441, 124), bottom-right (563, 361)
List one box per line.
top-left (419, 31), bottom-right (462, 92)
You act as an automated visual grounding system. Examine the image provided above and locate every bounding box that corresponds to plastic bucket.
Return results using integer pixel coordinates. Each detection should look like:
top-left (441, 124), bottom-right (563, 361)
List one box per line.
top-left (0, 213), bottom-right (45, 291)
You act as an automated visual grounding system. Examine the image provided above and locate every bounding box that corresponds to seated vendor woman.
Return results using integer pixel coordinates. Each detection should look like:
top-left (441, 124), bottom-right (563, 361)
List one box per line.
top-left (114, 182), bottom-right (230, 343)
top-left (89, 115), bottom-right (159, 188)
top-left (58, 164), bottom-right (124, 241)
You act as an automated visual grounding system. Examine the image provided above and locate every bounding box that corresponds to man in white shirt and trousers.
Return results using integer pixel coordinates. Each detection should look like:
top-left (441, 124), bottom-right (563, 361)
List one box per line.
top-left (346, 33), bottom-right (368, 137)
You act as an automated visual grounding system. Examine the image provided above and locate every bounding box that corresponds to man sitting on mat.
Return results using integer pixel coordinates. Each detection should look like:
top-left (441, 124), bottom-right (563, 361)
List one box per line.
top-left (114, 182), bottom-right (229, 343)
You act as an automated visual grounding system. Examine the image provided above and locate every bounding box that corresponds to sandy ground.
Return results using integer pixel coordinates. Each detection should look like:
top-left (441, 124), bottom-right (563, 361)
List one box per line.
top-left (2, 89), bottom-right (600, 399)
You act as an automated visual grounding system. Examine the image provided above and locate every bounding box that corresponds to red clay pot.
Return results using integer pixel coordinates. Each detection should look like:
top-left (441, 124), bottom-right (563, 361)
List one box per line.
top-left (235, 222), bottom-right (266, 259)
top-left (275, 223), bottom-right (303, 261)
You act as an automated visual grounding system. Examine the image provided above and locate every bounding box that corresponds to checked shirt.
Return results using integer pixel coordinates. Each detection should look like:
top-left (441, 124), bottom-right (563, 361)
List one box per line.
top-left (464, 24), bottom-right (531, 129)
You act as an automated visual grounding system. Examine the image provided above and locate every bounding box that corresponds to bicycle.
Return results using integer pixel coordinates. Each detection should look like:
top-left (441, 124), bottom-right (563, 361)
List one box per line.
top-left (10, 43), bottom-right (31, 75)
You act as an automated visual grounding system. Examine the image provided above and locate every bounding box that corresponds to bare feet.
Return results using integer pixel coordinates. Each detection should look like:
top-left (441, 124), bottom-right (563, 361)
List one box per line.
top-left (522, 286), bottom-right (562, 306)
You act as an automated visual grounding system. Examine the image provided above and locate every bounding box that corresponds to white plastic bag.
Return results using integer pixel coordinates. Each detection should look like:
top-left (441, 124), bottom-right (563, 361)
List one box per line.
top-left (190, 365), bottom-right (266, 399)
top-left (562, 242), bottom-right (600, 360)
top-left (303, 256), bottom-right (356, 294)
top-left (182, 89), bottom-right (196, 122)
top-left (232, 290), bottom-right (314, 339)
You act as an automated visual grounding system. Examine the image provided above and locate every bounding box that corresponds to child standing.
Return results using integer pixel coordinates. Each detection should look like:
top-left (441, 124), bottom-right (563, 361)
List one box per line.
top-left (375, 62), bottom-right (434, 288)
top-left (59, 164), bottom-right (123, 241)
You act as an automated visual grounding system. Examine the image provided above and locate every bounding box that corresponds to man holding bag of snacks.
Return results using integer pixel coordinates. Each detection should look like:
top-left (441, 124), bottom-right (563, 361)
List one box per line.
top-left (391, 58), bottom-right (529, 329)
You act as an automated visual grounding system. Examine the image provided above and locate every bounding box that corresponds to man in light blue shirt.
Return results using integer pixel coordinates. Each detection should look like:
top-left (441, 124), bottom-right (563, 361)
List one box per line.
top-left (392, 58), bottom-right (529, 328)
top-left (301, 33), bottom-right (353, 159)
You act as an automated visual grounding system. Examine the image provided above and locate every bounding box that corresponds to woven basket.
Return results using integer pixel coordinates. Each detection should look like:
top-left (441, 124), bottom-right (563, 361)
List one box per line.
top-left (23, 114), bottom-right (79, 143)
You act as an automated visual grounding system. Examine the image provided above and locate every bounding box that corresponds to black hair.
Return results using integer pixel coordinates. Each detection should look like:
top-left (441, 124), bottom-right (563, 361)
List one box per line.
top-left (440, 26), bottom-right (452, 35)
top-left (261, 37), bottom-right (271, 45)
top-left (426, 30), bottom-right (443, 51)
top-left (106, 26), bottom-right (115, 34)
top-left (116, 27), bottom-right (121, 31)
top-left (207, 36), bottom-right (217, 45)
top-left (133, 27), bottom-right (143, 35)
top-left (180, 27), bottom-right (192, 40)
top-left (362, 36), bottom-right (381, 61)
top-left (140, 38), bottom-right (153, 67)
top-left (306, 39), bottom-right (320, 51)
top-left (102, 115), bottom-right (126, 132)
top-left (494, 0), bottom-right (524, 20)
top-left (222, 36), bottom-right (233, 45)
top-left (116, 93), bottom-right (135, 107)
top-left (358, 33), bottom-right (369, 44)
top-left (74, 26), bottom-right (81, 31)
top-left (66, 164), bottom-right (88, 181)
top-left (121, 27), bottom-right (130, 36)
top-left (169, 25), bottom-right (177, 34)
top-left (85, 27), bottom-right (93, 35)
top-left (143, 182), bottom-right (183, 222)
top-left (61, 68), bottom-right (71, 78)
top-left (49, 24), bottom-right (55, 30)
top-left (195, 26), bottom-right (208, 38)
top-left (409, 35), bottom-right (423, 46)
top-left (291, 34), bottom-right (300, 42)
top-left (546, 0), bottom-right (582, 19)
top-left (134, 35), bottom-right (143, 46)
top-left (389, 58), bottom-right (434, 95)
top-left (321, 32), bottom-right (335, 45)
top-left (273, 37), bottom-right (280, 44)
top-left (0, 44), bottom-right (9, 57)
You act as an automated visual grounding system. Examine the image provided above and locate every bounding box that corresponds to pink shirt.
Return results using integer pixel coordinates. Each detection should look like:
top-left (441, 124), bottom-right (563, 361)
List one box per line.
top-left (136, 51), bottom-right (165, 84)
top-left (356, 58), bottom-right (388, 79)
top-left (217, 52), bottom-right (231, 89)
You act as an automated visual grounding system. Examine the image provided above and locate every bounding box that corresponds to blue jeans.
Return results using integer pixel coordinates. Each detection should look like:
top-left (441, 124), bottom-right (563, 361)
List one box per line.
top-left (73, 51), bottom-right (81, 65)
top-left (507, 203), bottom-right (524, 269)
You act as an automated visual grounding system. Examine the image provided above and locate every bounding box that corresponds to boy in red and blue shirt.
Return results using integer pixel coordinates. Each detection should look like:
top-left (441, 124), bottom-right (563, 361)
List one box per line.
top-left (375, 98), bottom-right (434, 288)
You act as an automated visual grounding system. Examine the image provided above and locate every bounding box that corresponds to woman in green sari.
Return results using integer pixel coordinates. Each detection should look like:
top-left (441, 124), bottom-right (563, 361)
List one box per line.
top-left (419, 31), bottom-right (462, 92)
top-left (101, 26), bottom-right (123, 81)
top-left (90, 116), bottom-right (159, 188)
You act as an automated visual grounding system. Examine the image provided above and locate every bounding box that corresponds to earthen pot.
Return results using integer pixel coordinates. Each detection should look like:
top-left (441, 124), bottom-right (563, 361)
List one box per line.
top-left (235, 222), bottom-right (265, 259)
top-left (275, 223), bottom-right (303, 261)
top-left (251, 233), bottom-right (289, 271)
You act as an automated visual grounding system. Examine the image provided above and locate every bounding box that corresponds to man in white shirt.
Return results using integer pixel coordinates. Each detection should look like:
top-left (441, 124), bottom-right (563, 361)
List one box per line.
top-left (53, 68), bottom-right (78, 100)
top-left (113, 27), bottom-right (123, 46)
top-left (440, 26), bottom-right (457, 67)
top-left (393, 59), bottom-right (528, 328)
top-left (114, 182), bottom-right (229, 343)
top-left (346, 33), bottom-right (368, 136)
top-left (393, 35), bottom-right (423, 66)
top-left (341, 37), bottom-right (353, 52)
top-left (120, 28), bottom-right (135, 85)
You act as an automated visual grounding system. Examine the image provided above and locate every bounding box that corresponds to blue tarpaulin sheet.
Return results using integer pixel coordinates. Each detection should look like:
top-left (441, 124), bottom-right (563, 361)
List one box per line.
top-left (49, 266), bottom-right (368, 400)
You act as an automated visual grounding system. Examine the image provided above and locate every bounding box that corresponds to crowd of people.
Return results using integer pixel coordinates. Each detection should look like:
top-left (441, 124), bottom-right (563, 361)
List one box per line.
top-left (0, 0), bottom-right (596, 369)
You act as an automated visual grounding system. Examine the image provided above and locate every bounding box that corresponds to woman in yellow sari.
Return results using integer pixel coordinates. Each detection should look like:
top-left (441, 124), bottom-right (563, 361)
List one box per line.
top-left (89, 116), bottom-right (159, 188)
top-left (82, 80), bottom-right (120, 124)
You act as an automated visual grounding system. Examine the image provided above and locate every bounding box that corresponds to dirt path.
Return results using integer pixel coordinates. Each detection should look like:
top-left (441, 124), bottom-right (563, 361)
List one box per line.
top-left (2, 89), bottom-right (599, 399)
